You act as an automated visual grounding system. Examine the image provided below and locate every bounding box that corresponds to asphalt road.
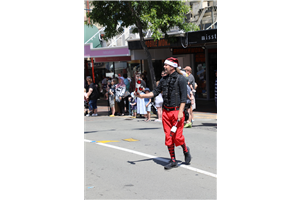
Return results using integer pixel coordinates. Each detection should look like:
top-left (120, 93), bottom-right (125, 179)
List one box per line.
top-left (84, 115), bottom-right (217, 199)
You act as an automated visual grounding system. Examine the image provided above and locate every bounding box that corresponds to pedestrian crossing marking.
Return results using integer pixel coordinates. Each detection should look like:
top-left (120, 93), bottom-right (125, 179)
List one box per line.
top-left (122, 138), bottom-right (139, 142)
top-left (96, 140), bottom-right (120, 143)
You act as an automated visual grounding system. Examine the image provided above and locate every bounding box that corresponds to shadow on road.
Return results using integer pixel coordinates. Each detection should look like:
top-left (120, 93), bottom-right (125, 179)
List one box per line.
top-left (192, 123), bottom-right (217, 127)
top-left (132, 127), bottom-right (161, 130)
top-left (84, 129), bottom-right (116, 134)
top-left (84, 131), bottom-right (98, 134)
top-left (127, 157), bottom-right (185, 167)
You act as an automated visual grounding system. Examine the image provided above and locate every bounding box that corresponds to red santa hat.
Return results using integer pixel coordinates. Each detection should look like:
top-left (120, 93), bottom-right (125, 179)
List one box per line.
top-left (164, 57), bottom-right (179, 68)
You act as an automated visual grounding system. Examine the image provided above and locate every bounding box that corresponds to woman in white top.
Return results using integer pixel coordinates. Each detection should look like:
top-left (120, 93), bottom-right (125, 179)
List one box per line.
top-left (115, 77), bottom-right (126, 116)
top-left (137, 91), bottom-right (147, 117)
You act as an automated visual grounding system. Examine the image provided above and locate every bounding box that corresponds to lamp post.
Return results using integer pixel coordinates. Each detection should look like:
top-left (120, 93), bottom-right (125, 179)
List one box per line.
top-left (91, 57), bottom-right (95, 83)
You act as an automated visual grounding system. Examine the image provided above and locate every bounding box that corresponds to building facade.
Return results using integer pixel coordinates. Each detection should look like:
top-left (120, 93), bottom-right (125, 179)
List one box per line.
top-left (84, 0), bottom-right (217, 99)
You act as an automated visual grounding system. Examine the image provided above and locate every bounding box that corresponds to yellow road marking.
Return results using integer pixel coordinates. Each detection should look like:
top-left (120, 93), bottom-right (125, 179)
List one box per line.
top-left (123, 138), bottom-right (139, 142)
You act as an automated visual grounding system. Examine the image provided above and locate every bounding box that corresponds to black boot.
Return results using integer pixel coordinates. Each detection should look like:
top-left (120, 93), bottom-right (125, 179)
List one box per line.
top-left (164, 159), bottom-right (178, 170)
top-left (184, 146), bottom-right (192, 164)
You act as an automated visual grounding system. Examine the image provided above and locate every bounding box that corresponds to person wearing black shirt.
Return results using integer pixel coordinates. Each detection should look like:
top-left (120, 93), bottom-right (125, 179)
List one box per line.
top-left (135, 57), bottom-right (192, 170)
top-left (85, 76), bottom-right (98, 117)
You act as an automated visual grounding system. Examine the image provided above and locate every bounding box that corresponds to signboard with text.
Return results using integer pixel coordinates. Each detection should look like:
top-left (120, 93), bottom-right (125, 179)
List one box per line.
top-left (128, 38), bottom-right (181, 50)
top-left (172, 47), bottom-right (204, 55)
top-left (188, 29), bottom-right (217, 44)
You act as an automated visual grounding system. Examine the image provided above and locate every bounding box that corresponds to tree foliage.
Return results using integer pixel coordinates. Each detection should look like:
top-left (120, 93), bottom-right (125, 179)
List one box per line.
top-left (86, 1), bottom-right (199, 89)
top-left (87, 1), bottom-right (198, 41)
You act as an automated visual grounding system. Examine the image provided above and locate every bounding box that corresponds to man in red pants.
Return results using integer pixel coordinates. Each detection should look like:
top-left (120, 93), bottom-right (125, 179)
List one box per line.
top-left (135, 57), bottom-right (192, 170)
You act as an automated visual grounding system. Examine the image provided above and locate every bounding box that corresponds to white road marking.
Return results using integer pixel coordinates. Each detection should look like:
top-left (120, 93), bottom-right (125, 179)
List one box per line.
top-left (84, 139), bottom-right (217, 178)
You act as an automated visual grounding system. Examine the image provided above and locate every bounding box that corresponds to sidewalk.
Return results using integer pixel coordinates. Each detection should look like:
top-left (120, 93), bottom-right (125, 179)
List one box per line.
top-left (91, 98), bottom-right (217, 120)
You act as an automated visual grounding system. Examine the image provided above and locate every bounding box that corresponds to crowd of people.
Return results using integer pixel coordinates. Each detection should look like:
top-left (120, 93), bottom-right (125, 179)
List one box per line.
top-left (84, 66), bottom-right (205, 128)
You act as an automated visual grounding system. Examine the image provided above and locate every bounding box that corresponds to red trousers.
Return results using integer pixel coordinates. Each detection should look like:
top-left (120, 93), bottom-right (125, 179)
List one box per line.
top-left (162, 107), bottom-right (185, 147)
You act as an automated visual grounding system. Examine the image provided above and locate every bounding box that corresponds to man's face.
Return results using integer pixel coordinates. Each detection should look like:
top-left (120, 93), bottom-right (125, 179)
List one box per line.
top-left (86, 78), bottom-right (92, 83)
top-left (185, 67), bottom-right (191, 75)
top-left (164, 64), bottom-right (174, 75)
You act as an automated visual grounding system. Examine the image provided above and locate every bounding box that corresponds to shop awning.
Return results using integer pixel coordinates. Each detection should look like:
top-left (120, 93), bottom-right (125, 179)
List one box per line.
top-left (84, 24), bottom-right (102, 48)
top-left (84, 44), bottom-right (131, 59)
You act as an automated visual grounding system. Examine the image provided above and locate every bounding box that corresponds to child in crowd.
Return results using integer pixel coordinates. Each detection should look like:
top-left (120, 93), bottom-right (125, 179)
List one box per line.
top-left (105, 80), bottom-right (112, 100)
top-left (129, 93), bottom-right (137, 118)
top-left (109, 79), bottom-right (116, 117)
top-left (84, 88), bottom-right (89, 116)
top-left (144, 88), bottom-right (152, 122)
top-left (154, 81), bottom-right (163, 122)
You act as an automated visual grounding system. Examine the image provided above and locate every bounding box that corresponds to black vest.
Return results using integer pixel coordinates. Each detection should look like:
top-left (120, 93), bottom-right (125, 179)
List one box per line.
top-left (162, 72), bottom-right (180, 107)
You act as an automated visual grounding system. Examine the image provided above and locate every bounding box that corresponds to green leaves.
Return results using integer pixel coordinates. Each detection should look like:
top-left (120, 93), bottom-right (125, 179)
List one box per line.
top-left (87, 1), bottom-right (199, 41)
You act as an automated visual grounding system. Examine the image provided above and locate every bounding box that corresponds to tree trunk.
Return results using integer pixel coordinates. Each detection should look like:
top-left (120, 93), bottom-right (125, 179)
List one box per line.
top-left (137, 31), bottom-right (156, 91)
top-left (128, 2), bottom-right (156, 91)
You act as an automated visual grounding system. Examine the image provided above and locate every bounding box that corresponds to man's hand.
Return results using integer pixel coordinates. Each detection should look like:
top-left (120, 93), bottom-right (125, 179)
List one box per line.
top-left (177, 111), bottom-right (183, 122)
top-left (135, 91), bottom-right (153, 99)
top-left (178, 103), bottom-right (185, 122)
top-left (134, 91), bottom-right (143, 98)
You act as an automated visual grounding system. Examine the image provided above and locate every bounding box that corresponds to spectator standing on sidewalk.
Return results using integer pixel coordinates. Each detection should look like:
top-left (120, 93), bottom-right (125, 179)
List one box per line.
top-left (123, 74), bottom-right (131, 115)
top-left (136, 73), bottom-right (147, 118)
top-left (184, 84), bottom-right (193, 128)
top-left (184, 66), bottom-right (196, 123)
top-left (102, 77), bottom-right (108, 99)
top-left (115, 77), bottom-right (126, 116)
top-left (85, 76), bottom-right (98, 117)
top-left (109, 79), bottom-right (116, 117)
top-left (129, 93), bottom-right (137, 118)
top-left (144, 88), bottom-right (152, 122)
top-left (84, 88), bottom-right (89, 116)
top-left (154, 81), bottom-right (163, 122)
top-left (153, 70), bottom-right (167, 121)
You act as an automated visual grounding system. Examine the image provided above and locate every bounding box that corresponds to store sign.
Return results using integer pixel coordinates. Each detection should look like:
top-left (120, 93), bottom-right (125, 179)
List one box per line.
top-left (95, 56), bottom-right (131, 62)
top-left (188, 29), bottom-right (217, 44)
top-left (128, 38), bottom-right (180, 50)
top-left (144, 39), bottom-right (171, 48)
top-left (172, 47), bottom-right (204, 55)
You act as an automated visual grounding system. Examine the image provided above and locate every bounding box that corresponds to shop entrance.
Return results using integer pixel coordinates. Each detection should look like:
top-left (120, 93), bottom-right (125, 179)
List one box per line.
top-left (194, 52), bottom-right (206, 99)
top-left (208, 49), bottom-right (217, 99)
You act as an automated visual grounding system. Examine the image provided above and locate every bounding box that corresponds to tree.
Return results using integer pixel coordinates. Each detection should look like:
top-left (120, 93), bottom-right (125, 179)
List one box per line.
top-left (86, 1), bottom-right (199, 90)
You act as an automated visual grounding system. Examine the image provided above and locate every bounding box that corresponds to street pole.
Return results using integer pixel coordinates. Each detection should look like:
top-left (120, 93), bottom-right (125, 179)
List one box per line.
top-left (91, 58), bottom-right (95, 83)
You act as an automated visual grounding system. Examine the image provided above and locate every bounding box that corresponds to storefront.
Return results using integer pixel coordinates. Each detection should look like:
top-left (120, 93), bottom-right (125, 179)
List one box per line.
top-left (84, 44), bottom-right (142, 82)
top-left (128, 30), bottom-right (216, 94)
top-left (128, 38), bottom-right (192, 89)
top-left (172, 29), bottom-right (217, 100)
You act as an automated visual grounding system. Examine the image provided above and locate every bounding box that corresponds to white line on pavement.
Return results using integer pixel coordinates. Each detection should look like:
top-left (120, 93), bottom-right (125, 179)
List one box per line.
top-left (84, 139), bottom-right (217, 178)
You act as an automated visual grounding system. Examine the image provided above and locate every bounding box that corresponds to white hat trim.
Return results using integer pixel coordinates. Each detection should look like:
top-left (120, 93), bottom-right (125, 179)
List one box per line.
top-left (164, 60), bottom-right (178, 68)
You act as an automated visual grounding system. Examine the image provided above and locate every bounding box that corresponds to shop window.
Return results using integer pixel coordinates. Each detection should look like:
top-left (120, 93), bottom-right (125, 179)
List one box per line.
top-left (194, 53), bottom-right (207, 99)
top-left (208, 51), bottom-right (217, 99)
